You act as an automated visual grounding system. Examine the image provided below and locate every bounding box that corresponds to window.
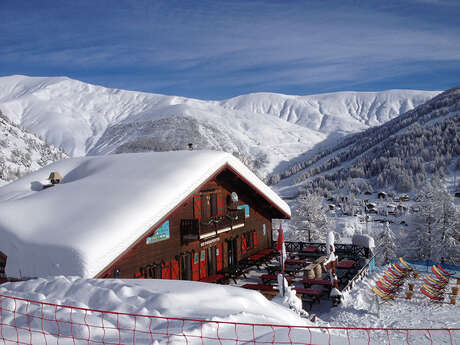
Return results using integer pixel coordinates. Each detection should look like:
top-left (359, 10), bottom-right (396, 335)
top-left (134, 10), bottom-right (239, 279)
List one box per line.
top-left (210, 193), bottom-right (217, 216)
top-left (198, 190), bottom-right (223, 220)
top-left (243, 231), bottom-right (255, 250)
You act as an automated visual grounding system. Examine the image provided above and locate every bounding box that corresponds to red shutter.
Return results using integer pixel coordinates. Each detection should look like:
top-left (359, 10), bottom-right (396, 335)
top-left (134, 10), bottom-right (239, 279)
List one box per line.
top-left (171, 259), bottom-right (179, 280)
top-left (253, 231), bottom-right (258, 249)
top-left (242, 236), bottom-right (247, 254)
top-left (217, 193), bottom-right (224, 216)
top-left (161, 262), bottom-right (171, 280)
top-left (216, 243), bottom-right (223, 272)
top-left (192, 253), bottom-right (200, 281)
top-left (193, 195), bottom-right (202, 219)
top-left (200, 250), bottom-right (207, 279)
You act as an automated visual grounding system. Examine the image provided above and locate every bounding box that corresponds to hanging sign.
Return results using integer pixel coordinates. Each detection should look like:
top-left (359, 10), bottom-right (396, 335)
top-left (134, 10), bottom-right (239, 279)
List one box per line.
top-left (146, 220), bottom-right (170, 245)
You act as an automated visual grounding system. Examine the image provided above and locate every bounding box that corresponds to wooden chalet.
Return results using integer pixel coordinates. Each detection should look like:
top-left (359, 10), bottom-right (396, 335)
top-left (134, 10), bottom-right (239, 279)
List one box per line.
top-left (97, 164), bottom-right (289, 280)
top-left (0, 151), bottom-right (290, 280)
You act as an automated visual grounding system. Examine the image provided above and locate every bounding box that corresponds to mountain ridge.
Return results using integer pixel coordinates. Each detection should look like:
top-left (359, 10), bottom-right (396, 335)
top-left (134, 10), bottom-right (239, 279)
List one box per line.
top-left (0, 75), bottom-right (440, 177)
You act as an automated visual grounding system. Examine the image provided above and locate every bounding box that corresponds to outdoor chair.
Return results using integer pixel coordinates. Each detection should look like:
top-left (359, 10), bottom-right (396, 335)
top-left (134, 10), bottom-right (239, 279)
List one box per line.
top-left (437, 264), bottom-right (454, 276)
top-left (372, 285), bottom-right (395, 301)
top-left (420, 286), bottom-right (444, 302)
top-left (399, 257), bottom-right (414, 271)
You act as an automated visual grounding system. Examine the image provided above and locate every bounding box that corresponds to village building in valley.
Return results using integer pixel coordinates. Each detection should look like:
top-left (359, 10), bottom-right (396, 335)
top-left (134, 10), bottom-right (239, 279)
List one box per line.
top-left (0, 151), bottom-right (290, 281)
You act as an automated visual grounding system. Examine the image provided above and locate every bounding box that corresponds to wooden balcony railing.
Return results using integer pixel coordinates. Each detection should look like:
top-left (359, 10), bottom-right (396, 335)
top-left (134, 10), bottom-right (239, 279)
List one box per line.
top-left (181, 208), bottom-right (246, 243)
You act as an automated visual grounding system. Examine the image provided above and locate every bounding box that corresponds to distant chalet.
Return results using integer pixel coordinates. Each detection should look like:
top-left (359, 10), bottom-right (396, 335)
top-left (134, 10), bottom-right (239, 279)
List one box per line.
top-left (0, 151), bottom-right (290, 280)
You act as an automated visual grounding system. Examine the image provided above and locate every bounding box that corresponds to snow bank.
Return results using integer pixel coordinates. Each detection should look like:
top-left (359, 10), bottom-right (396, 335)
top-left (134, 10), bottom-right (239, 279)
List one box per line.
top-left (0, 277), bottom-right (305, 325)
top-left (0, 277), bottom-right (358, 344)
top-left (352, 234), bottom-right (375, 249)
top-left (0, 151), bottom-right (290, 278)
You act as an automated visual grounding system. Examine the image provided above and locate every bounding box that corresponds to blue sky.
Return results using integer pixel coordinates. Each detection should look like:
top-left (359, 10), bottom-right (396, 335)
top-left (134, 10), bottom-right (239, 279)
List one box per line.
top-left (1, 0), bottom-right (459, 99)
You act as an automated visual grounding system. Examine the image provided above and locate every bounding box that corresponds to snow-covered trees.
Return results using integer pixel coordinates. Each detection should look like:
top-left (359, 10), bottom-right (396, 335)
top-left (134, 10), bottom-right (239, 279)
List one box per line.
top-left (377, 222), bottom-right (397, 265)
top-left (272, 86), bottom-right (460, 196)
top-left (289, 192), bottom-right (333, 242)
top-left (407, 181), bottom-right (459, 265)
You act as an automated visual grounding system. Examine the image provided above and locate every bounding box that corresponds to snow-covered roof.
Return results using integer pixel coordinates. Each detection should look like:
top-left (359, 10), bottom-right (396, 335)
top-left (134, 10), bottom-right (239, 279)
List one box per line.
top-left (0, 151), bottom-right (290, 278)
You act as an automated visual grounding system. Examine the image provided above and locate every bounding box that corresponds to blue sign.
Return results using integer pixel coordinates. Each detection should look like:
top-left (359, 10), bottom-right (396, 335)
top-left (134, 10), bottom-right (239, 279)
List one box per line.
top-left (146, 220), bottom-right (170, 245)
top-left (237, 204), bottom-right (250, 218)
top-left (369, 257), bottom-right (375, 273)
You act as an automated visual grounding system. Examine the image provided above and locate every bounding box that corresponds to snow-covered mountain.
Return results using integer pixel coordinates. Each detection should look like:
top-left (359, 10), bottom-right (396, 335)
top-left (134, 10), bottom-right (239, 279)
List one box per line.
top-left (274, 86), bottom-right (460, 197)
top-left (0, 75), bottom-right (439, 177)
top-left (0, 111), bottom-right (66, 186)
top-left (221, 90), bottom-right (438, 134)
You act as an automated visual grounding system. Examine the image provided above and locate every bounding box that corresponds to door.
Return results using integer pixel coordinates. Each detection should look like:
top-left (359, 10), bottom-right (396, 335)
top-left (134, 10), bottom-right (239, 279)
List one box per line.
top-left (207, 246), bottom-right (217, 276)
top-left (227, 238), bottom-right (238, 267)
top-left (181, 253), bottom-right (193, 280)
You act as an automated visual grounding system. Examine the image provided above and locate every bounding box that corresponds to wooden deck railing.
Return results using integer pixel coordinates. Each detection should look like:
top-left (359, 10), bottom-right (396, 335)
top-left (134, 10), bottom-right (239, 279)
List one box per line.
top-left (181, 209), bottom-right (245, 243)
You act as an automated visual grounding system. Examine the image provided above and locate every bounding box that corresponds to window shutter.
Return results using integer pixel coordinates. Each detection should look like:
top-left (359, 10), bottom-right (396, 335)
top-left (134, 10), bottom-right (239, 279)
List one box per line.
top-left (192, 253), bottom-right (200, 281)
top-left (200, 250), bottom-right (207, 279)
top-left (216, 243), bottom-right (223, 272)
top-left (242, 236), bottom-right (247, 254)
top-left (171, 259), bottom-right (179, 280)
top-left (253, 231), bottom-right (258, 249)
top-left (193, 195), bottom-right (202, 220)
top-left (217, 192), bottom-right (224, 216)
top-left (161, 262), bottom-right (170, 280)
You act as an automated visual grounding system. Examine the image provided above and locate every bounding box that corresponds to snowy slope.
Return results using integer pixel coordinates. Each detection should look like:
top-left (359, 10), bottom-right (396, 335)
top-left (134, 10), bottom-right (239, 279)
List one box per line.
top-left (0, 113), bottom-right (66, 186)
top-left (273, 86), bottom-right (460, 196)
top-left (222, 90), bottom-right (440, 134)
top-left (0, 150), bottom-right (289, 278)
top-left (0, 75), bottom-right (439, 177)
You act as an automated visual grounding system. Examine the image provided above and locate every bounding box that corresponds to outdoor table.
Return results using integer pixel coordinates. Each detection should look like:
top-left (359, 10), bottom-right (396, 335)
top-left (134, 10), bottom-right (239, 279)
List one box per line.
top-left (248, 253), bottom-right (265, 261)
top-left (265, 265), bottom-right (301, 276)
top-left (300, 278), bottom-right (332, 287)
top-left (293, 287), bottom-right (324, 309)
top-left (302, 246), bottom-right (319, 253)
top-left (337, 260), bottom-right (356, 269)
top-left (241, 283), bottom-right (278, 292)
top-left (295, 251), bottom-right (324, 259)
top-left (259, 274), bottom-right (294, 284)
top-left (221, 265), bottom-right (247, 283)
top-left (199, 274), bottom-right (225, 284)
top-left (286, 259), bottom-right (311, 265)
top-left (293, 287), bottom-right (323, 296)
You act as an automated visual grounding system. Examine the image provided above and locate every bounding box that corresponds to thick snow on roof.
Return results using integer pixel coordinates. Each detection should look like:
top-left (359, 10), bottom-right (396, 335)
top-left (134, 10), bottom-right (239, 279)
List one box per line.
top-left (0, 150), bottom-right (290, 278)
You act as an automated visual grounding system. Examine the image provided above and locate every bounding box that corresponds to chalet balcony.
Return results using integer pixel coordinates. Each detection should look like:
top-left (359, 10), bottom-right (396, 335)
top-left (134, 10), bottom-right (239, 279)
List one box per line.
top-left (181, 208), bottom-right (246, 243)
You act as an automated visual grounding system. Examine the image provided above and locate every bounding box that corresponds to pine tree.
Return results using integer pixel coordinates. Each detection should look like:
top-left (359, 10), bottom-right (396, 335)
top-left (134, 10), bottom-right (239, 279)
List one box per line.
top-left (377, 222), bottom-right (397, 265)
top-left (408, 181), bottom-right (460, 264)
top-left (291, 193), bottom-right (332, 242)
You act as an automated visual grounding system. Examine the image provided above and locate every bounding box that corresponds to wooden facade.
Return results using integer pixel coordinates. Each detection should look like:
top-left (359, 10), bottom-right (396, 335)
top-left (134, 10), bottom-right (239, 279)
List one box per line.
top-left (97, 165), bottom-right (289, 280)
